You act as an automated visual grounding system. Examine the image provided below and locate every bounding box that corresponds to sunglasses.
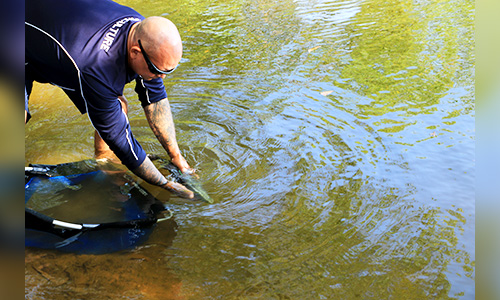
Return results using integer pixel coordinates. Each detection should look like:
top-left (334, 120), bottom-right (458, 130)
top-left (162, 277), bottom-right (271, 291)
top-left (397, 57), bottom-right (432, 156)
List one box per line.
top-left (138, 39), bottom-right (176, 75)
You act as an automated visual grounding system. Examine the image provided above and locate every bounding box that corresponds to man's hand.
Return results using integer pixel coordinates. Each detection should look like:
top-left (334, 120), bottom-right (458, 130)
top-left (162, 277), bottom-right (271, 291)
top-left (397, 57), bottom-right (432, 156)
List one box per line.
top-left (171, 154), bottom-right (191, 174)
top-left (132, 156), bottom-right (194, 198)
top-left (161, 181), bottom-right (194, 199)
top-left (171, 154), bottom-right (200, 179)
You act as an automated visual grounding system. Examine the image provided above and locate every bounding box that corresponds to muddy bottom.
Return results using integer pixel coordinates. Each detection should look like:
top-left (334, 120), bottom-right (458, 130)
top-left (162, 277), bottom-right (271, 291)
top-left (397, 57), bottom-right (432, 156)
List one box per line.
top-left (25, 219), bottom-right (188, 300)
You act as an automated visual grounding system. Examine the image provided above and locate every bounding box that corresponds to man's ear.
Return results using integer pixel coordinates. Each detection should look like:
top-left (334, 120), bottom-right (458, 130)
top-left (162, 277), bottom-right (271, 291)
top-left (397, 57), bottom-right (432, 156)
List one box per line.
top-left (130, 45), bottom-right (141, 58)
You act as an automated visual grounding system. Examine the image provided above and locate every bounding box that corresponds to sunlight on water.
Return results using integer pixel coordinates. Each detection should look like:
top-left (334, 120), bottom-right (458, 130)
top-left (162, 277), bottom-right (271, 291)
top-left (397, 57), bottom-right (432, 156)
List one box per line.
top-left (25, 0), bottom-right (474, 298)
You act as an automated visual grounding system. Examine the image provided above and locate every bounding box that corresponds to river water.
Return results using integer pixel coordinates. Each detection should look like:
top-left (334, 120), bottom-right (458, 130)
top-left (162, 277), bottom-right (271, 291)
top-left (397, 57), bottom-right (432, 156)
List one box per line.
top-left (25, 0), bottom-right (475, 298)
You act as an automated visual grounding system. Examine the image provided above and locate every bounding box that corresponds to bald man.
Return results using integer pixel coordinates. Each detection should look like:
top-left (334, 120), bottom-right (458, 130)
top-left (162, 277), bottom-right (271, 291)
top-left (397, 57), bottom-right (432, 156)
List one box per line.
top-left (25, 0), bottom-right (194, 198)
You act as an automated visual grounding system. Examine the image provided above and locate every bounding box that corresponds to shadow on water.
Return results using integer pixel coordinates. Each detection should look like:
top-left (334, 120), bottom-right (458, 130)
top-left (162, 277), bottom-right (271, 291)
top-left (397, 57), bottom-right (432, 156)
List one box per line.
top-left (25, 0), bottom-right (474, 298)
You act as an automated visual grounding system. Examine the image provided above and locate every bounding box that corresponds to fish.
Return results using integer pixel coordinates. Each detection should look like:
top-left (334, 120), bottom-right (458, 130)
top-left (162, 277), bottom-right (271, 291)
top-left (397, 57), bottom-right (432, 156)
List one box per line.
top-left (162, 162), bottom-right (213, 204)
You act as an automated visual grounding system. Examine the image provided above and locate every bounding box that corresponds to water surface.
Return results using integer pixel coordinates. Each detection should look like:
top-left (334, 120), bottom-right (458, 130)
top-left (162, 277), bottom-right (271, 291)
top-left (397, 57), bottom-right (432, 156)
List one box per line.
top-left (25, 0), bottom-right (475, 298)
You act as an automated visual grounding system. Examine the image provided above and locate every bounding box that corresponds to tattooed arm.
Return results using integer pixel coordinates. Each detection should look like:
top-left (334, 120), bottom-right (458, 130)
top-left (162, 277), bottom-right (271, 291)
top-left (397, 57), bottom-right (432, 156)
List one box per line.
top-left (129, 98), bottom-right (194, 198)
top-left (143, 98), bottom-right (191, 173)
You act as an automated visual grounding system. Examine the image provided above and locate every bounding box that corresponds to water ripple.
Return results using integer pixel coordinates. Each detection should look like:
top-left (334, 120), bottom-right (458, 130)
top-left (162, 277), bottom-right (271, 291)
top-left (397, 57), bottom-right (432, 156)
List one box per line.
top-left (25, 0), bottom-right (475, 298)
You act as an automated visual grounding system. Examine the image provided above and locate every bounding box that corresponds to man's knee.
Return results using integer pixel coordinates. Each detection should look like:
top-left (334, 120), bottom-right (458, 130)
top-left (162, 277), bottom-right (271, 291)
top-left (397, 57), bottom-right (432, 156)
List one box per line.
top-left (25, 87), bottom-right (32, 123)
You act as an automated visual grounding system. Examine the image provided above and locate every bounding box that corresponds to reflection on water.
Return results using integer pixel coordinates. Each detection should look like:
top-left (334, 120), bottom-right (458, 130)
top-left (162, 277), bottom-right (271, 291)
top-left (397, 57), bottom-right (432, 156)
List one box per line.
top-left (25, 0), bottom-right (474, 298)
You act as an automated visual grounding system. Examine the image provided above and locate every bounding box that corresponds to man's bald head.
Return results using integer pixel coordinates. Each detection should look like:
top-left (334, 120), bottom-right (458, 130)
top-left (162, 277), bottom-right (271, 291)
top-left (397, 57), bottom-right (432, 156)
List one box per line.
top-left (131, 17), bottom-right (182, 75)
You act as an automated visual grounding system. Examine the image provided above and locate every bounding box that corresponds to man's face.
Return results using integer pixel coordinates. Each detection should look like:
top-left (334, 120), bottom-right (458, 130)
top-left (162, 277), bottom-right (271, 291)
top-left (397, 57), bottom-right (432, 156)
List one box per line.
top-left (131, 40), bottom-right (180, 81)
top-left (138, 39), bottom-right (176, 79)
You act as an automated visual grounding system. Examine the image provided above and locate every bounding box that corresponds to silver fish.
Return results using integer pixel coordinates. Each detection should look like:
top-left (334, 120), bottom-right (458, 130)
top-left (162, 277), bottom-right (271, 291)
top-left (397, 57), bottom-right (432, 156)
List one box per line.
top-left (162, 162), bottom-right (213, 204)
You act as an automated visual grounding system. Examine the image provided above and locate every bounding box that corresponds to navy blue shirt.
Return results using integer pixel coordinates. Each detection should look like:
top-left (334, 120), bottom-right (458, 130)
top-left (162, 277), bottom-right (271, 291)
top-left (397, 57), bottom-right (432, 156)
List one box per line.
top-left (26, 0), bottom-right (168, 170)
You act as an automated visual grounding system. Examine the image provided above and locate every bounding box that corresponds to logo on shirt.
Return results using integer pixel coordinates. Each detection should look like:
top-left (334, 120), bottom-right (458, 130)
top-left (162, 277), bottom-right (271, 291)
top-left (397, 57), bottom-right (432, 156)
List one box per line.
top-left (100, 17), bottom-right (141, 52)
